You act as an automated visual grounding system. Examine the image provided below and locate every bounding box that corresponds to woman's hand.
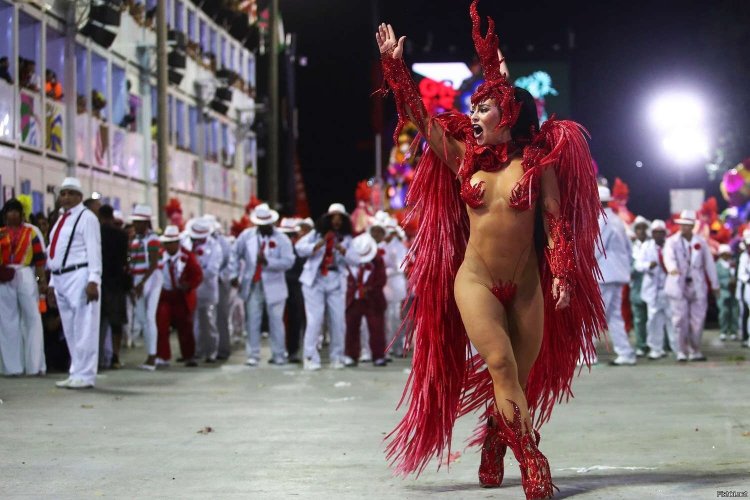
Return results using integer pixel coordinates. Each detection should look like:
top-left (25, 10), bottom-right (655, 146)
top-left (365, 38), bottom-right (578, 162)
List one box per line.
top-left (376, 23), bottom-right (405, 59)
top-left (552, 277), bottom-right (570, 311)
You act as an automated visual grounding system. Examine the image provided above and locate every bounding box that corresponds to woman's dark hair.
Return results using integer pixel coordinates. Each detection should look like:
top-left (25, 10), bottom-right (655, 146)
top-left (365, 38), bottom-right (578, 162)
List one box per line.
top-left (511, 87), bottom-right (540, 146)
top-left (315, 212), bottom-right (352, 236)
top-left (2, 198), bottom-right (24, 217)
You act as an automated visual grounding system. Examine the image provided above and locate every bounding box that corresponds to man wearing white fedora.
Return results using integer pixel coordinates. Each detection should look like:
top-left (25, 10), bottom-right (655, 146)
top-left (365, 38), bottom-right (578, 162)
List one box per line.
top-left (296, 203), bottom-right (353, 370)
top-left (635, 219), bottom-right (676, 358)
top-left (204, 214), bottom-right (234, 360)
top-left (128, 203), bottom-right (163, 371)
top-left (663, 209), bottom-right (719, 361)
top-left (630, 215), bottom-right (651, 356)
top-left (47, 177), bottom-right (102, 389)
top-left (343, 233), bottom-right (388, 366)
top-left (596, 185), bottom-right (636, 366)
top-left (735, 229), bottom-right (750, 346)
top-left (231, 204), bottom-right (294, 366)
top-left (186, 217), bottom-right (222, 363)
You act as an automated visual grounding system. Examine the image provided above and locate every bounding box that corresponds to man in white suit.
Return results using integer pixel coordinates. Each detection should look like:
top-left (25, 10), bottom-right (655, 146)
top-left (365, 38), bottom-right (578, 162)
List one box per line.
top-left (296, 203), bottom-right (353, 370)
top-left (596, 185), bottom-right (636, 366)
top-left (187, 218), bottom-right (222, 363)
top-left (47, 177), bottom-right (102, 389)
top-left (634, 219), bottom-right (675, 359)
top-left (231, 204), bottom-right (294, 366)
top-left (663, 210), bottom-right (719, 361)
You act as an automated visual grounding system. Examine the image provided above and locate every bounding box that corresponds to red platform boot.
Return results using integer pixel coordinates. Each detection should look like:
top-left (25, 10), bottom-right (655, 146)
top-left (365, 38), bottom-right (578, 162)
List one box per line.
top-left (494, 400), bottom-right (556, 500)
top-left (478, 416), bottom-right (506, 487)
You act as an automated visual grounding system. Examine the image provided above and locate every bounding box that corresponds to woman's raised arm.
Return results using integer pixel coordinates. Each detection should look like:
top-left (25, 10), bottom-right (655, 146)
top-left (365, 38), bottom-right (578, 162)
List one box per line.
top-left (376, 23), bottom-right (465, 174)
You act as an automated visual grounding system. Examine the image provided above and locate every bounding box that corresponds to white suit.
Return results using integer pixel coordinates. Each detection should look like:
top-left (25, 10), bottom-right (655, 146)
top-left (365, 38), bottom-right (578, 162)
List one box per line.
top-left (214, 233), bottom-right (234, 358)
top-left (296, 231), bottom-right (351, 365)
top-left (187, 237), bottom-right (222, 360)
top-left (634, 239), bottom-right (676, 355)
top-left (47, 203), bottom-right (102, 385)
top-left (596, 208), bottom-right (635, 361)
top-left (231, 227), bottom-right (294, 363)
top-left (383, 238), bottom-right (408, 356)
top-left (736, 250), bottom-right (750, 340)
top-left (662, 232), bottom-right (719, 357)
top-left (129, 231), bottom-right (163, 358)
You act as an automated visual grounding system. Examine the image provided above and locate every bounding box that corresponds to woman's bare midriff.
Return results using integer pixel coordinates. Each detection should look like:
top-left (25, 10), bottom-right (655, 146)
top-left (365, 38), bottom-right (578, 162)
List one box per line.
top-left (456, 157), bottom-right (540, 296)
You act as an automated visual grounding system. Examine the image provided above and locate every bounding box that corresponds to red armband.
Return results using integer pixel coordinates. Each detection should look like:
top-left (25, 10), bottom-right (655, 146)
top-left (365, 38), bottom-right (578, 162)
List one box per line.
top-left (545, 213), bottom-right (575, 293)
top-left (377, 56), bottom-right (426, 142)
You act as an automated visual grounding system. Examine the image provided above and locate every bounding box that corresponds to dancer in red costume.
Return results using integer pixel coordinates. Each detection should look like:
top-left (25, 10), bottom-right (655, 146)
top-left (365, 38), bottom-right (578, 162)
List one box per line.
top-left (376, 2), bottom-right (606, 498)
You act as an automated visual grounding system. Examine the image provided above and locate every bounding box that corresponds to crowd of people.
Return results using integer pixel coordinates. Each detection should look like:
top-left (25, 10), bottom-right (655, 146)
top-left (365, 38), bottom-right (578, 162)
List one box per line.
top-left (1, 174), bottom-right (747, 388)
top-left (0, 177), bottom-right (411, 388)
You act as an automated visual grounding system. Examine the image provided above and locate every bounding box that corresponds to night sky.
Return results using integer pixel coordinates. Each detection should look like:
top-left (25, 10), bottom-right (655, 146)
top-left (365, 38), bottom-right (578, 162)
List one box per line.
top-left (282, 0), bottom-right (749, 219)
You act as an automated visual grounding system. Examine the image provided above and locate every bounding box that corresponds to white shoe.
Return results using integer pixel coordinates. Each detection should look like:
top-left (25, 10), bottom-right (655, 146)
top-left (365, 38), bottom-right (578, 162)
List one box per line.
top-left (245, 358), bottom-right (259, 367)
top-left (609, 356), bottom-right (636, 366)
top-left (155, 358), bottom-right (170, 368)
top-left (303, 358), bottom-right (321, 371)
top-left (729, 334), bottom-right (738, 341)
top-left (359, 352), bottom-right (372, 363)
top-left (719, 333), bottom-right (727, 341)
top-left (330, 360), bottom-right (345, 370)
top-left (138, 363), bottom-right (156, 371)
top-left (688, 352), bottom-right (707, 361)
top-left (67, 379), bottom-right (94, 389)
top-left (55, 378), bottom-right (72, 388)
top-left (676, 352), bottom-right (688, 362)
top-left (647, 350), bottom-right (666, 360)
top-left (635, 348), bottom-right (646, 357)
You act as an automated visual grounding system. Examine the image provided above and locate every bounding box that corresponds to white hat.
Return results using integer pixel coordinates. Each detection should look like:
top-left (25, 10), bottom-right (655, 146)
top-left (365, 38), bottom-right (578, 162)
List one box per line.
top-left (112, 210), bottom-right (124, 222)
top-left (718, 244), bottom-right (732, 255)
top-left (298, 217), bottom-right (314, 228)
top-left (203, 213), bottom-right (222, 232)
top-left (189, 218), bottom-right (212, 240)
top-left (129, 203), bottom-right (153, 222)
top-left (650, 219), bottom-right (667, 232)
top-left (350, 233), bottom-right (378, 264)
top-left (160, 225), bottom-right (181, 243)
top-left (279, 217), bottom-right (299, 233)
top-left (60, 177), bottom-right (83, 194)
top-left (632, 215), bottom-right (650, 228)
top-left (369, 216), bottom-right (386, 230)
top-left (742, 229), bottom-right (750, 243)
top-left (250, 203), bottom-right (280, 226)
top-left (675, 209), bottom-right (697, 226)
top-left (326, 203), bottom-right (349, 216)
top-left (598, 185), bottom-right (612, 202)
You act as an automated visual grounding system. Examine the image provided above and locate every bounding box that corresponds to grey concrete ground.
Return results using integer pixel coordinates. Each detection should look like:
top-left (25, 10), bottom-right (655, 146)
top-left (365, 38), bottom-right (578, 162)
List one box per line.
top-left (1, 330), bottom-right (749, 499)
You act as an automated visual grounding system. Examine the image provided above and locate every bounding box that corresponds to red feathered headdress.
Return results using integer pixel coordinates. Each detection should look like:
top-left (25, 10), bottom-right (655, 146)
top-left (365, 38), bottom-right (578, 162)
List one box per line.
top-left (469, 0), bottom-right (520, 129)
top-left (355, 180), bottom-right (372, 203)
top-left (231, 215), bottom-right (251, 237)
top-left (244, 195), bottom-right (262, 215)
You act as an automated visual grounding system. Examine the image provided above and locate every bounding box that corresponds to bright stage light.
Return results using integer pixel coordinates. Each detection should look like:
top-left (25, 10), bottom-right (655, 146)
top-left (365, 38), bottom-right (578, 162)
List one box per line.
top-left (661, 127), bottom-right (709, 164)
top-left (648, 91), bottom-right (705, 131)
top-left (647, 89), bottom-right (710, 165)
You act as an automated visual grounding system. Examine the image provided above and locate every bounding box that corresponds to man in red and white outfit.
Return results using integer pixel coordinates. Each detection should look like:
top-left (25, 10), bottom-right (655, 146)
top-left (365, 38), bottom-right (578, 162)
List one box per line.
top-left (663, 209), bottom-right (719, 362)
top-left (343, 233), bottom-right (387, 366)
top-left (156, 226), bottom-right (203, 366)
top-left (47, 177), bottom-right (102, 389)
top-left (128, 204), bottom-right (163, 370)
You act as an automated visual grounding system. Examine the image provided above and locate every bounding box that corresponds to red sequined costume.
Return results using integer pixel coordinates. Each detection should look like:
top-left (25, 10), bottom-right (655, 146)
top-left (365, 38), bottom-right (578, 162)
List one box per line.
top-left (377, 1), bottom-right (606, 495)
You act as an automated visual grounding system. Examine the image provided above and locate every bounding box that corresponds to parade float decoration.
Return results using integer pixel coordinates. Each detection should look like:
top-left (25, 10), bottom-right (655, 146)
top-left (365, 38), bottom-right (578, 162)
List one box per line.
top-left (385, 124), bottom-right (418, 210)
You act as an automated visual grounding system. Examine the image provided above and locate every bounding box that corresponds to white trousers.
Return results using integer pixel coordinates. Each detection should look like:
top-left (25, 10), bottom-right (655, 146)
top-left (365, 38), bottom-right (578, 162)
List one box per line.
top-left (599, 283), bottom-right (635, 359)
top-left (216, 278), bottom-right (233, 358)
top-left (0, 266), bottom-right (46, 375)
top-left (54, 268), bottom-right (100, 385)
top-left (133, 273), bottom-right (163, 356)
top-left (302, 272), bottom-right (345, 364)
top-left (245, 282), bottom-right (286, 362)
top-left (646, 296), bottom-right (676, 353)
top-left (194, 304), bottom-right (219, 360)
top-left (385, 300), bottom-right (404, 356)
top-left (668, 295), bottom-right (708, 356)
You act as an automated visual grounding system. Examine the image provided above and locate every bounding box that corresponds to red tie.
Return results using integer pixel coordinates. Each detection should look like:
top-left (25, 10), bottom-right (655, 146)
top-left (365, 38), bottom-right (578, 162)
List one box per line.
top-left (48, 211), bottom-right (70, 259)
top-left (658, 246), bottom-right (666, 272)
top-left (357, 264), bottom-right (365, 298)
top-left (253, 241), bottom-right (266, 283)
top-left (320, 236), bottom-right (335, 276)
top-left (169, 258), bottom-right (177, 289)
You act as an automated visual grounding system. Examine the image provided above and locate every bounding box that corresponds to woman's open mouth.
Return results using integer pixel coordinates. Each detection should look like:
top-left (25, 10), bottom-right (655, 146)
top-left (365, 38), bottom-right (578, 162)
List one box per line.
top-left (473, 124), bottom-right (484, 138)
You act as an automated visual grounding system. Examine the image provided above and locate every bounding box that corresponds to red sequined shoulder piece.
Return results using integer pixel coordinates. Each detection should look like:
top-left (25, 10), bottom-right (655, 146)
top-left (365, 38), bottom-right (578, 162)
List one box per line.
top-left (508, 144), bottom-right (546, 211)
top-left (458, 141), bottom-right (513, 208)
